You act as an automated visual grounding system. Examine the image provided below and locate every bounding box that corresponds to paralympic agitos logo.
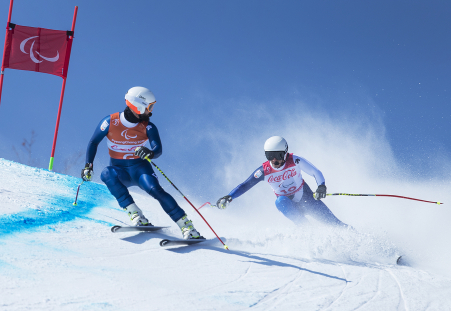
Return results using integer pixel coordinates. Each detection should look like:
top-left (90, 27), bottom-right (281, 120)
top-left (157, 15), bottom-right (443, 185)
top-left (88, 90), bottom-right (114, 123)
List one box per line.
top-left (267, 169), bottom-right (297, 183)
top-left (121, 129), bottom-right (138, 140)
top-left (20, 36), bottom-right (60, 64)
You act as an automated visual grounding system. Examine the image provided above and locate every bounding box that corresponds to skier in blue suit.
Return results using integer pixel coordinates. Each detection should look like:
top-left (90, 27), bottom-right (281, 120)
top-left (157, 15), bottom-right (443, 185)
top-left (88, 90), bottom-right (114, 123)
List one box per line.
top-left (81, 86), bottom-right (202, 239)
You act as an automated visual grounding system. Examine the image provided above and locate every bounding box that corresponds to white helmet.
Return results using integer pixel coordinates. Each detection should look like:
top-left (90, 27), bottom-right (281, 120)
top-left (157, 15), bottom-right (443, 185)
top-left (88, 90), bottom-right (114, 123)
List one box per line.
top-left (125, 86), bottom-right (156, 115)
top-left (264, 136), bottom-right (288, 161)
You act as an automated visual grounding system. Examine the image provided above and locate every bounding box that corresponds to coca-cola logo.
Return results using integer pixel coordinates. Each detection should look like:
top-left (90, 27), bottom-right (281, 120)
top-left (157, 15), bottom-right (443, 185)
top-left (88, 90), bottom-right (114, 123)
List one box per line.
top-left (111, 145), bottom-right (137, 152)
top-left (267, 169), bottom-right (297, 183)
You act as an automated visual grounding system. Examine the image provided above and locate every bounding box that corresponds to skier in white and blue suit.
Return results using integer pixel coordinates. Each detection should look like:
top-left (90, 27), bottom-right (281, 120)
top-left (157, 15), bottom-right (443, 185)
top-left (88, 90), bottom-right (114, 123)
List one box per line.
top-left (216, 136), bottom-right (347, 227)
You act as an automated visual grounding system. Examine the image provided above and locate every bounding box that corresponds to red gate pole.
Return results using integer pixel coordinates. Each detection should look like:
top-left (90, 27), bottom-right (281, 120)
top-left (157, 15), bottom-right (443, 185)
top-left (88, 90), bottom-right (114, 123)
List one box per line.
top-left (48, 6), bottom-right (78, 171)
top-left (0, 0), bottom-right (14, 106)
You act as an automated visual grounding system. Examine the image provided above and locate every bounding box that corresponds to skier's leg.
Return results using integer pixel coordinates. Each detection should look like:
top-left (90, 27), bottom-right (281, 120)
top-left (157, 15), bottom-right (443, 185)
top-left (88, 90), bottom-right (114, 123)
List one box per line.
top-left (132, 161), bottom-right (202, 238)
top-left (275, 196), bottom-right (309, 225)
top-left (138, 174), bottom-right (186, 222)
top-left (301, 183), bottom-right (347, 227)
top-left (131, 162), bottom-right (185, 222)
top-left (100, 166), bottom-right (133, 208)
top-left (100, 166), bottom-right (149, 225)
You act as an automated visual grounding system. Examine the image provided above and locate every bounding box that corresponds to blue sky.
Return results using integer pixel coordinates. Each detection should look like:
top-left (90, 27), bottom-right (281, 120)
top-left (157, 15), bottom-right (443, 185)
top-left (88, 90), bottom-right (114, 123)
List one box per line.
top-left (0, 0), bottom-right (449, 182)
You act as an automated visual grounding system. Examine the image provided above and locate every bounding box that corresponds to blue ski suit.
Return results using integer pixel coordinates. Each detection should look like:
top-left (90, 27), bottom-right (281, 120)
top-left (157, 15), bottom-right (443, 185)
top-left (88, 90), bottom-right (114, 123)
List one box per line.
top-left (85, 112), bottom-right (185, 222)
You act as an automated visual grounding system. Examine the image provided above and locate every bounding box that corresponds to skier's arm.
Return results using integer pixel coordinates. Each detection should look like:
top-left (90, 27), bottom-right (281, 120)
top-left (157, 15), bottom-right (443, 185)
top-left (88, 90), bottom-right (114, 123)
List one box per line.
top-left (146, 122), bottom-right (162, 159)
top-left (295, 156), bottom-right (325, 186)
top-left (85, 116), bottom-right (110, 164)
top-left (228, 166), bottom-right (264, 200)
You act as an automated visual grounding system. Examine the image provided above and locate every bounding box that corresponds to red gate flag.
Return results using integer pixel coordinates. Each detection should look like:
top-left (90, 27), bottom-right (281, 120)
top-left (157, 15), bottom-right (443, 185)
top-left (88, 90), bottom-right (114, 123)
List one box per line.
top-left (0, 2), bottom-right (78, 172)
top-left (3, 24), bottom-right (70, 78)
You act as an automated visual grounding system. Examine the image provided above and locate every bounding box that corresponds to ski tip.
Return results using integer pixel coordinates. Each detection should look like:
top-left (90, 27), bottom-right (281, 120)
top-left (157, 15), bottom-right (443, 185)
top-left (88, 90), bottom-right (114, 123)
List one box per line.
top-left (159, 238), bottom-right (207, 248)
top-left (111, 225), bottom-right (121, 233)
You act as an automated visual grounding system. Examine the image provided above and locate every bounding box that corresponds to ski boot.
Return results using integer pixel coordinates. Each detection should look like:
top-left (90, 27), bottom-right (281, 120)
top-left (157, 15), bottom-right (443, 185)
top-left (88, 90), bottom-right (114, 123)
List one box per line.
top-left (176, 215), bottom-right (203, 240)
top-left (124, 203), bottom-right (152, 226)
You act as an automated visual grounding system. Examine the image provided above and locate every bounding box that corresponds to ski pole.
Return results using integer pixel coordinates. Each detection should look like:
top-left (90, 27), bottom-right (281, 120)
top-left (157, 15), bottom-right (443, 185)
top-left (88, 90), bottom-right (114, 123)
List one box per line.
top-left (73, 180), bottom-right (84, 206)
top-left (146, 158), bottom-right (229, 250)
top-left (313, 192), bottom-right (443, 205)
top-left (198, 202), bottom-right (214, 210)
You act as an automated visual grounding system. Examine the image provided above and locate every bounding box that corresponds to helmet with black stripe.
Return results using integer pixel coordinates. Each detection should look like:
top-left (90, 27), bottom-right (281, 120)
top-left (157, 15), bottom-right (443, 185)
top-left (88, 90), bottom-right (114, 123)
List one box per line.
top-left (264, 136), bottom-right (288, 161)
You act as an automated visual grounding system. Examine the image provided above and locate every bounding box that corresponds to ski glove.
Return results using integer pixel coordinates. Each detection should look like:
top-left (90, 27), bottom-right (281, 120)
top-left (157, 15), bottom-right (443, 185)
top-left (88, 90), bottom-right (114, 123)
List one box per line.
top-left (216, 195), bottom-right (232, 209)
top-left (314, 184), bottom-right (327, 200)
top-left (134, 146), bottom-right (154, 160)
top-left (81, 163), bottom-right (93, 181)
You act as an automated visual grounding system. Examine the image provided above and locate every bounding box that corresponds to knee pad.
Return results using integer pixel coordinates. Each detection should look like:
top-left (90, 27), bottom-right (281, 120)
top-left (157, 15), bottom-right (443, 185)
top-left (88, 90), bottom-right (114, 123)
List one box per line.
top-left (100, 167), bottom-right (117, 183)
top-left (148, 185), bottom-right (166, 200)
top-left (275, 196), bottom-right (293, 212)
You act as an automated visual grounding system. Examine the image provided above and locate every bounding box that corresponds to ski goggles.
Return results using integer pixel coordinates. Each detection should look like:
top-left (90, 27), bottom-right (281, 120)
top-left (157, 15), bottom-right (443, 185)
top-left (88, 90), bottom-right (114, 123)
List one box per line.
top-left (265, 151), bottom-right (286, 161)
top-left (125, 94), bottom-right (156, 114)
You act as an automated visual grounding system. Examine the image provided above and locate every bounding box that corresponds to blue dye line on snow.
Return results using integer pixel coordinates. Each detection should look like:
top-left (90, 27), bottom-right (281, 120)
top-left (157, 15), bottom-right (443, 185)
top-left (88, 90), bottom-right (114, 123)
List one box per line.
top-left (0, 177), bottom-right (116, 237)
top-left (0, 259), bottom-right (16, 270)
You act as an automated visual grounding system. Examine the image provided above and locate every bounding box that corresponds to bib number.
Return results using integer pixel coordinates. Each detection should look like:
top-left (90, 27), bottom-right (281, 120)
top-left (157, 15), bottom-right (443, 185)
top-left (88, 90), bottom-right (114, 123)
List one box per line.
top-left (279, 186), bottom-right (297, 194)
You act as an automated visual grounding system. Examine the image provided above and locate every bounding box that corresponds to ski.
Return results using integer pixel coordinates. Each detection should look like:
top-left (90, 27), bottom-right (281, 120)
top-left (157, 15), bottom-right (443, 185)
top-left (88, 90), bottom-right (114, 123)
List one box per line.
top-left (159, 238), bottom-right (206, 247)
top-left (111, 225), bottom-right (169, 233)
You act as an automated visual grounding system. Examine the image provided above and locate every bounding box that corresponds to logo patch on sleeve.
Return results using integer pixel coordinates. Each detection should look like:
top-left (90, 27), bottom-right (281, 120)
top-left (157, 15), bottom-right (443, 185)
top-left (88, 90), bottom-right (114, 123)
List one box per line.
top-left (254, 169), bottom-right (263, 178)
top-left (146, 125), bottom-right (152, 130)
top-left (100, 120), bottom-right (109, 131)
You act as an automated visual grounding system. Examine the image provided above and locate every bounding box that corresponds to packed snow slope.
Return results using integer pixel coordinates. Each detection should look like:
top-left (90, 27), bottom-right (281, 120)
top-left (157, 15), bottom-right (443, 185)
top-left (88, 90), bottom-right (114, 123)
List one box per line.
top-left (1, 159), bottom-right (451, 310)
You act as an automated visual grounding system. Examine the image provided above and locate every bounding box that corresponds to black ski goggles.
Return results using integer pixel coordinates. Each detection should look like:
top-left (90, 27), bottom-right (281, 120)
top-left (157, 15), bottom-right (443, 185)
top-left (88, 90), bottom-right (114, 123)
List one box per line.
top-left (265, 151), bottom-right (286, 161)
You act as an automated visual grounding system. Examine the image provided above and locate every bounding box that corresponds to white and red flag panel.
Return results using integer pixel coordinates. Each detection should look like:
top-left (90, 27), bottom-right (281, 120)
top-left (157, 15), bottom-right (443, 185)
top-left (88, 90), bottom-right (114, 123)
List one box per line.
top-left (0, 2), bottom-right (78, 171)
top-left (3, 24), bottom-right (70, 78)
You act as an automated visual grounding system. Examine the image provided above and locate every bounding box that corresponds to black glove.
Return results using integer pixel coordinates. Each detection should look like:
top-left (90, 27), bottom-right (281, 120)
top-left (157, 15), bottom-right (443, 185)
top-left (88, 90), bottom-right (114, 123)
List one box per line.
top-left (314, 184), bottom-right (327, 200)
top-left (81, 163), bottom-right (93, 181)
top-left (134, 146), bottom-right (154, 160)
top-left (216, 195), bottom-right (232, 210)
